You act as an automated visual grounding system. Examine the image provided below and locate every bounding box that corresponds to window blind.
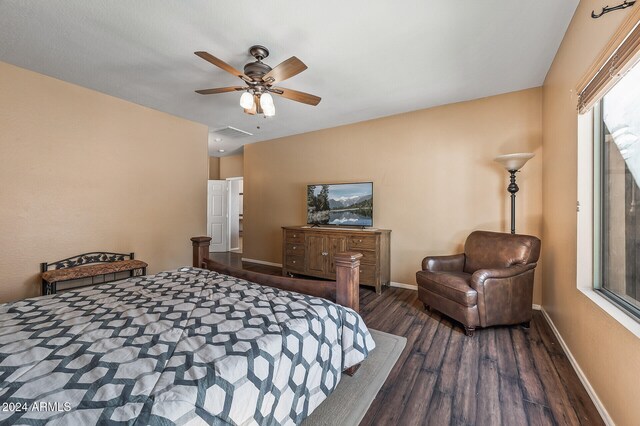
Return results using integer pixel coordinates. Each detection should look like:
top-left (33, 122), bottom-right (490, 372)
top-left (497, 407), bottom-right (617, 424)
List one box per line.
top-left (578, 19), bottom-right (640, 114)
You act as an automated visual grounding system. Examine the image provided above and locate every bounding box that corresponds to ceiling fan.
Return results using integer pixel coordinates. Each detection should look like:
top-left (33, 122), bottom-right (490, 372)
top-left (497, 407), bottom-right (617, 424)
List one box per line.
top-left (194, 45), bottom-right (321, 116)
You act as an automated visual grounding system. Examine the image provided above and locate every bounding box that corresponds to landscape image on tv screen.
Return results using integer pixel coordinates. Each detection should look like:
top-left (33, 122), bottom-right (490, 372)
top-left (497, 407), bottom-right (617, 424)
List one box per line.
top-left (307, 182), bottom-right (373, 226)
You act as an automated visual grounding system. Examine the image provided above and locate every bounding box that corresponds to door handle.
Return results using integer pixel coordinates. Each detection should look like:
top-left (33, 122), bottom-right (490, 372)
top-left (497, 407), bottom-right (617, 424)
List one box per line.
top-left (322, 252), bottom-right (328, 256)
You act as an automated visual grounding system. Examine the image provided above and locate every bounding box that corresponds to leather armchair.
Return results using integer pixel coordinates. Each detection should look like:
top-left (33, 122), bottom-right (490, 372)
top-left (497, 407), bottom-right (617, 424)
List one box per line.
top-left (416, 231), bottom-right (541, 336)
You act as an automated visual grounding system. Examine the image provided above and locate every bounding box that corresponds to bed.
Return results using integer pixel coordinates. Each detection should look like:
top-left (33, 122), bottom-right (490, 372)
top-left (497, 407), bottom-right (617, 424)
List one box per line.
top-left (0, 237), bottom-right (375, 425)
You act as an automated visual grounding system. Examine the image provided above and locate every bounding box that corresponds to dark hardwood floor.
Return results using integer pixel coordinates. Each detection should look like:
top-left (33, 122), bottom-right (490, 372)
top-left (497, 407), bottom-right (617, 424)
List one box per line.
top-left (210, 252), bottom-right (604, 426)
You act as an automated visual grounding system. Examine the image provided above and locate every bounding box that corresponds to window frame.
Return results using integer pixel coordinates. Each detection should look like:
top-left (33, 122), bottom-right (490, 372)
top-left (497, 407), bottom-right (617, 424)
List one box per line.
top-left (576, 109), bottom-right (640, 339)
top-left (593, 99), bottom-right (640, 321)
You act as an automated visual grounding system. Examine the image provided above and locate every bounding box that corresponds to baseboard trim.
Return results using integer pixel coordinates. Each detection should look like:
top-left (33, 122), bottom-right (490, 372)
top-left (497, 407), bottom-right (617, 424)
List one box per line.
top-left (532, 304), bottom-right (542, 310)
top-left (390, 281), bottom-right (418, 290)
top-left (241, 258), bottom-right (283, 268)
top-left (540, 308), bottom-right (613, 426)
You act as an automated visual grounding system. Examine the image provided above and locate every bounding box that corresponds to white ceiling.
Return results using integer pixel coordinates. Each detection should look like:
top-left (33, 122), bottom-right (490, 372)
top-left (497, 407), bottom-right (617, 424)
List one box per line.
top-left (0, 1), bottom-right (578, 156)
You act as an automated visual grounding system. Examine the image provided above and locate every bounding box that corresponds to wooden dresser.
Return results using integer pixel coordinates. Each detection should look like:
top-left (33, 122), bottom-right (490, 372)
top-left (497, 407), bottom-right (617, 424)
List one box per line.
top-left (282, 226), bottom-right (391, 294)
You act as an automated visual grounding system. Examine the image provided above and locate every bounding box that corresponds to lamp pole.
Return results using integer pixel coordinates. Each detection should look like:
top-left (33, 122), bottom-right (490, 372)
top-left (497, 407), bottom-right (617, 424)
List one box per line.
top-left (507, 170), bottom-right (519, 234)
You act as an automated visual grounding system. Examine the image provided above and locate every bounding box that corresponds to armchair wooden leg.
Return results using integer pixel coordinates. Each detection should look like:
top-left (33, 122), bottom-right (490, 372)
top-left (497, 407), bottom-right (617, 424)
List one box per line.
top-left (464, 326), bottom-right (475, 337)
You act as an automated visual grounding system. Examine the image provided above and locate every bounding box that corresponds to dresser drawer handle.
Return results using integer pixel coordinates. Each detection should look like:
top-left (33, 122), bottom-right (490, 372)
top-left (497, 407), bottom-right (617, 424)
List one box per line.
top-left (322, 252), bottom-right (328, 256)
top-left (358, 239), bottom-right (362, 243)
top-left (292, 260), bottom-right (296, 264)
top-left (292, 246), bottom-right (297, 250)
top-left (293, 234), bottom-right (297, 238)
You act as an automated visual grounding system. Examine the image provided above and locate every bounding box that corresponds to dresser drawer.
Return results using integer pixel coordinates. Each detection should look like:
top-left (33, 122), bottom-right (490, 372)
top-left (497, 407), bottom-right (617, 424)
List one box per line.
top-left (285, 255), bottom-right (305, 272)
top-left (358, 264), bottom-right (376, 285)
top-left (356, 249), bottom-right (377, 264)
top-left (285, 230), bottom-right (305, 243)
top-left (348, 235), bottom-right (377, 250)
top-left (285, 243), bottom-right (305, 256)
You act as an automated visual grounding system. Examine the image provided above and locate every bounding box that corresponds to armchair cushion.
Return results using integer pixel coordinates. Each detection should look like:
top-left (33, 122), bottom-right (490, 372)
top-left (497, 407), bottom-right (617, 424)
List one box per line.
top-left (416, 271), bottom-right (477, 306)
top-left (469, 263), bottom-right (537, 290)
top-left (463, 231), bottom-right (541, 273)
top-left (421, 253), bottom-right (465, 272)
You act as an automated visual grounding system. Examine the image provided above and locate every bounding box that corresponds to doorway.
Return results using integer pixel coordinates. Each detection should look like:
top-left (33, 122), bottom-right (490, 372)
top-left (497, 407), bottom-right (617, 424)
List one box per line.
top-left (228, 177), bottom-right (243, 253)
top-left (206, 178), bottom-right (243, 253)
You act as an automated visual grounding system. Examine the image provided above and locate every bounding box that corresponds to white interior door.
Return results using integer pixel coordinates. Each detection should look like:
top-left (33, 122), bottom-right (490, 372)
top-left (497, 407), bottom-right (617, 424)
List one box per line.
top-left (207, 180), bottom-right (229, 252)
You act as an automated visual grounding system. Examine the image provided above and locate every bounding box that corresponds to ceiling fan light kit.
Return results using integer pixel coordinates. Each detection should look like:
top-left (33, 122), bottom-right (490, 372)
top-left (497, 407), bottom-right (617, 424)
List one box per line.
top-left (195, 45), bottom-right (321, 117)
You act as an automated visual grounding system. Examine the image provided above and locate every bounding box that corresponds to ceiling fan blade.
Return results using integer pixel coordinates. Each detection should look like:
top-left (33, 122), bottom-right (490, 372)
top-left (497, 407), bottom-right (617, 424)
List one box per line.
top-left (195, 86), bottom-right (245, 95)
top-left (262, 57), bottom-right (307, 84)
top-left (271, 87), bottom-right (321, 106)
top-left (195, 51), bottom-right (251, 82)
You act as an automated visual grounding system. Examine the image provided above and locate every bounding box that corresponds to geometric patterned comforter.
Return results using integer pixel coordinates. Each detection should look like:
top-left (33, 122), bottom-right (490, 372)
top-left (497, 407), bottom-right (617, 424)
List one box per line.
top-left (0, 267), bottom-right (375, 425)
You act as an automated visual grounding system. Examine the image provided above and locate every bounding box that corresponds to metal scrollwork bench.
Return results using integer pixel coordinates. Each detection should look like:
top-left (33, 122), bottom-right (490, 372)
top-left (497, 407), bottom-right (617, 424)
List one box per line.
top-left (40, 252), bottom-right (147, 295)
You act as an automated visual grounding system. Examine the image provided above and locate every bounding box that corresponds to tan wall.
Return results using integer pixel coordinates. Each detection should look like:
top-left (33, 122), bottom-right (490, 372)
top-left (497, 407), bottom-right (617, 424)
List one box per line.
top-left (542, 3), bottom-right (640, 424)
top-left (220, 154), bottom-right (244, 179)
top-left (0, 61), bottom-right (208, 303)
top-left (244, 88), bottom-right (543, 302)
top-left (209, 156), bottom-right (220, 180)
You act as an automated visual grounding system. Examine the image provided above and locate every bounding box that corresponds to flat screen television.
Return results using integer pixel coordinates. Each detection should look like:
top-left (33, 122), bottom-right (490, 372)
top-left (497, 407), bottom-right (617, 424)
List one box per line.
top-left (306, 182), bottom-right (373, 227)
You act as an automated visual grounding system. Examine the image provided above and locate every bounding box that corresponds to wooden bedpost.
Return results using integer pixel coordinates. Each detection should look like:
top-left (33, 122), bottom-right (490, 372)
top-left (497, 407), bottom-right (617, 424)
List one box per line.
top-left (334, 252), bottom-right (363, 313)
top-left (191, 236), bottom-right (212, 268)
top-left (336, 252), bottom-right (363, 377)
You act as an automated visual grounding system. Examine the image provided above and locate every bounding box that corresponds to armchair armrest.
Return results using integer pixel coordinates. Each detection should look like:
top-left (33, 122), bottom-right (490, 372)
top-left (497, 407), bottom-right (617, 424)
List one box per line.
top-left (422, 253), bottom-right (465, 272)
top-left (470, 263), bottom-right (537, 289)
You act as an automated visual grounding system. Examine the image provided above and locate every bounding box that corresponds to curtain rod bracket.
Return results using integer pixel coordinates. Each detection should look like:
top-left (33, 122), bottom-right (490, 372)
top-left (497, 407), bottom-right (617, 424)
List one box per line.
top-left (592, 0), bottom-right (636, 18)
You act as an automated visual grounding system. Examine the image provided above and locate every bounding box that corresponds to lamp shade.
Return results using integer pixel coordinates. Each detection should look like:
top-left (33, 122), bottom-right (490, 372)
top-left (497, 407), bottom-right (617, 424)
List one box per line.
top-left (239, 92), bottom-right (254, 109)
top-left (260, 93), bottom-right (274, 109)
top-left (263, 103), bottom-right (275, 117)
top-left (494, 153), bottom-right (535, 171)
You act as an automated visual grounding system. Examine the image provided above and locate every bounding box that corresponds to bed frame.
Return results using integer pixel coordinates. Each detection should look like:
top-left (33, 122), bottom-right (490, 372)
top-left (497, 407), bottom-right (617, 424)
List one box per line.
top-left (191, 236), bottom-right (362, 313)
top-left (191, 236), bottom-right (364, 376)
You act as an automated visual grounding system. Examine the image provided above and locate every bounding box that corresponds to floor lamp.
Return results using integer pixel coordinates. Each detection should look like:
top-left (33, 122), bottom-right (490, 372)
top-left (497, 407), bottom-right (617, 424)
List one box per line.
top-left (494, 153), bottom-right (535, 234)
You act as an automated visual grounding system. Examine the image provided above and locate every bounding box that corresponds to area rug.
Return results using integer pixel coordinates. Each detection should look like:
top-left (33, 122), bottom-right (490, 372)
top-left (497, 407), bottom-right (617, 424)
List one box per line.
top-left (302, 329), bottom-right (407, 426)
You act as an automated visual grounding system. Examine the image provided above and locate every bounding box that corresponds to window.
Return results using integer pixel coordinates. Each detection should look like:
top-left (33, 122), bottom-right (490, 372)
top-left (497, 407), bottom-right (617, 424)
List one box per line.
top-left (576, 17), bottom-right (640, 333)
top-left (594, 60), bottom-right (640, 320)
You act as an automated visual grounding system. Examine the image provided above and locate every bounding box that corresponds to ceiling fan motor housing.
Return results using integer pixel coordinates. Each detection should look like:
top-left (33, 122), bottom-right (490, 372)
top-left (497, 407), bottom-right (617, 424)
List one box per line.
top-left (244, 61), bottom-right (272, 81)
